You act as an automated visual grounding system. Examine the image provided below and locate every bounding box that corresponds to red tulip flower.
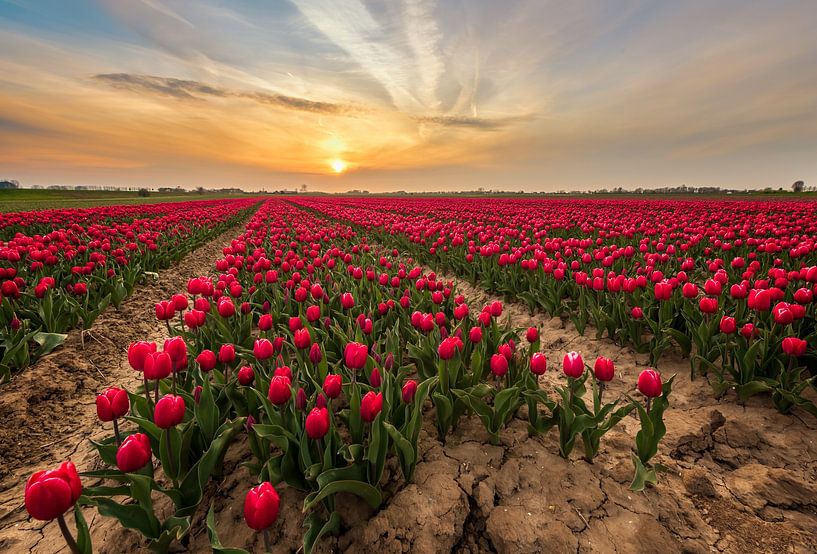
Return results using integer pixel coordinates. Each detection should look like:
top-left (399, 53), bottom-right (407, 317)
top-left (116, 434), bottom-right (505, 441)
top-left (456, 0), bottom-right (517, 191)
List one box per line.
top-left (154, 394), bottom-right (185, 428)
top-left (719, 316), bottom-right (737, 334)
top-left (530, 352), bottom-right (547, 375)
top-left (360, 391), bottom-right (383, 422)
top-left (344, 342), bottom-right (368, 370)
top-left (96, 387), bottom-right (129, 422)
top-left (593, 356), bottom-right (615, 382)
top-left (237, 366), bottom-right (255, 386)
top-left (253, 338), bottom-right (274, 360)
top-left (116, 433), bottom-right (152, 473)
top-left (637, 369), bottom-right (663, 399)
top-left (468, 326), bottom-right (483, 343)
top-left (525, 327), bottom-right (539, 343)
top-left (244, 482), bottom-right (280, 533)
top-left (305, 407), bottom-right (330, 440)
top-left (143, 351), bottom-right (172, 380)
top-left (562, 351), bottom-right (584, 378)
top-left (323, 374), bottom-right (342, 399)
top-left (197, 349), bottom-right (217, 372)
top-left (293, 328), bottom-right (312, 350)
top-left (268, 375), bottom-right (292, 405)
top-left (490, 353), bottom-right (508, 377)
top-left (402, 380), bottom-right (418, 403)
top-left (25, 461), bottom-right (82, 521)
top-left (127, 341), bottom-right (156, 372)
top-left (782, 337), bottom-right (808, 357)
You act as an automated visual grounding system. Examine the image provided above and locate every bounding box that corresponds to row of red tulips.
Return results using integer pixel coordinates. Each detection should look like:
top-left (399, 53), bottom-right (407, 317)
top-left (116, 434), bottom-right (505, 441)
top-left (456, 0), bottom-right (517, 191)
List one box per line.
top-left (291, 197), bottom-right (817, 417)
top-left (25, 198), bottom-right (674, 553)
top-left (0, 198), bottom-right (260, 379)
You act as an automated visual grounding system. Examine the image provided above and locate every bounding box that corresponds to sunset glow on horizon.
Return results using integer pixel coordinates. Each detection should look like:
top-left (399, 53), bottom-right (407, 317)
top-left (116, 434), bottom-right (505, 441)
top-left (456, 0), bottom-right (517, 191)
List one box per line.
top-left (0, 1), bottom-right (815, 192)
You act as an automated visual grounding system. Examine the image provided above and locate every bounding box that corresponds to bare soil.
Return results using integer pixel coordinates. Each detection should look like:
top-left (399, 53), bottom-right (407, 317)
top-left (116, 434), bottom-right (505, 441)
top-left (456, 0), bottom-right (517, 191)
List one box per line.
top-left (2, 252), bottom-right (816, 553)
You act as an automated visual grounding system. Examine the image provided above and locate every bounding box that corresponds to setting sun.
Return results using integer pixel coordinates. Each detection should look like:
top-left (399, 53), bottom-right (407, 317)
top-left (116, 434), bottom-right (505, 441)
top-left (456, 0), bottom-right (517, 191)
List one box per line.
top-left (330, 159), bottom-right (347, 174)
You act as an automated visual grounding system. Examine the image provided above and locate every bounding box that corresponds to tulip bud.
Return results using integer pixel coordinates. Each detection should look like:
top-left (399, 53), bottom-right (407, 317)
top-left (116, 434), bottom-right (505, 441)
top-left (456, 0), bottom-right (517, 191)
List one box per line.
top-left (193, 385), bottom-right (202, 404)
top-left (369, 367), bottom-right (382, 388)
top-left (719, 316), bottom-right (736, 334)
top-left (344, 342), bottom-right (368, 370)
top-left (294, 387), bottom-right (307, 411)
top-left (316, 393), bottom-right (327, 409)
top-left (402, 379), bottom-right (418, 403)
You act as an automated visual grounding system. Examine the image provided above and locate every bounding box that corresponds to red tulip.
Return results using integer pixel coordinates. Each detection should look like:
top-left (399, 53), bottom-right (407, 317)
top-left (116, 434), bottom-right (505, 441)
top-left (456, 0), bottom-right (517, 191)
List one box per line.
top-left (258, 313), bottom-right (273, 331)
top-left (653, 281), bottom-right (672, 301)
top-left (593, 356), bottom-right (615, 382)
top-left (637, 369), bottom-right (662, 398)
top-left (468, 326), bottom-right (483, 343)
top-left (719, 316), bottom-right (736, 334)
top-left (360, 391), bottom-right (383, 422)
top-left (340, 292), bottom-right (355, 309)
top-left (244, 482), bottom-right (280, 532)
top-left (24, 461), bottom-right (82, 521)
top-left (116, 434), bottom-right (152, 473)
top-left (253, 338), bottom-right (273, 360)
top-left (294, 328), bottom-right (312, 350)
top-left (218, 344), bottom-right (236, 365)
top-left (268, 376), bottom-right (292, 405)
top-left (171, 293), bottom-right (188, 312)
top-left (681, 282), bottom-right (698, 299)
top-left (237, 366), bottom-right (255, 386)
top-left (631, 306), bottom-right (644, 319)
top-left (525, 327), bottom-right (539, 343)
top-left (323, 374), bottom-right (342, 398)
top-left (197, 349), bottom-right (217, 372)
top-left (344, 342), bottom-right (368, 370)
top-left (96, 387), bottom-right (129, 422)
top-left (699, 296), bottom-right (718, 314)
top-left (402, 380), bottom-right (418, 403)
top-left (438, 337), bottom-right (462, 360)
top-left (562, 351), bottom-right (584, 378)
top-left (369, 367), bottom-right (382, 388)
top-left (305, 407), bottom-right (330, 440)
top-left (530, 352), bottom-right (547, 375)
top-left (143, 351), bottom-right (172, 380)
top-left (127, 341), bottom-right (156, 372)
top-left (772, 303), bottom-right (794, 325)
top-left (295, 387), bottom-right (307, 411)
top-left (163, 336), bottom-right (187, 365)
top-left (217, 298), bottom-right (235, 318)
top-left (490, 353), bottom-right (508, 377)
top-left (781, 337), bottom-right (808, 357)
top-left (154, 394), bottom-right (185, 428)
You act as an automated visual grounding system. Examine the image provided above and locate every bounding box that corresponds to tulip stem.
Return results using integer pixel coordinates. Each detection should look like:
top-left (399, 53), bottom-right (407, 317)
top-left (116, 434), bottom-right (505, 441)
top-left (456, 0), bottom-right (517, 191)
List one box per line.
top-left (154, 380), bottom-right (160, 404)
top-left (165, 428), bottom-right (175, 481)
top-left (645, 397), bottom-right (652, 413)
top-left (57, 514), bottom-right (80, 554)
top-left (112, 418), bottom-right (122, 447)
top-left (262, 528), bottom-right (272, 553)
top-left (143, 375), bottom-right (151, 406)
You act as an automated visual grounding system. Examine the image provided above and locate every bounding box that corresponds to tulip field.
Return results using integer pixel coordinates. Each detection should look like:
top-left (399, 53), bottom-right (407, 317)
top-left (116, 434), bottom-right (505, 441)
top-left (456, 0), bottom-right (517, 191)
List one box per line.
top-left (2, 196), bottom-right (817, 553)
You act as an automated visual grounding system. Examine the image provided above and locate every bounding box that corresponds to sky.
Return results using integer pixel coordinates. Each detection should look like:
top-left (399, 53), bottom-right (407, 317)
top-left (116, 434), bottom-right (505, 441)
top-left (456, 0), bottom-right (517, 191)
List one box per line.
top-left (0, 0), bottom-right (815, 192)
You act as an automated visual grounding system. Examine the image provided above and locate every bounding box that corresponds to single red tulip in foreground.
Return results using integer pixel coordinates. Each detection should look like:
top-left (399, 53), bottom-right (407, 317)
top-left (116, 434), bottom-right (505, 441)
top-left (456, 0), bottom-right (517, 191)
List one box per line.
top-left (562, 351), bottom-right (584, 378)
top-left (244, 482), bottom-right (280, 550)
top-left (25, 461), bottom-right (83, 553)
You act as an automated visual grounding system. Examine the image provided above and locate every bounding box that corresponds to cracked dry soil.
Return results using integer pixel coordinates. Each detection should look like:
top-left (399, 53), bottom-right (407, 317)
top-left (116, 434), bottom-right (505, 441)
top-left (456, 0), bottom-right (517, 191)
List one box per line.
top-left (2, 246), bottom-right (817, 553)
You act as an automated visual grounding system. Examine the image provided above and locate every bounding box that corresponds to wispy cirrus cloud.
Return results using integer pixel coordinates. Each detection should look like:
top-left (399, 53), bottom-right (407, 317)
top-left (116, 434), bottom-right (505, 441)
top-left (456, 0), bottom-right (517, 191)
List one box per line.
top-left (92, 73), bottom-right (354, 114)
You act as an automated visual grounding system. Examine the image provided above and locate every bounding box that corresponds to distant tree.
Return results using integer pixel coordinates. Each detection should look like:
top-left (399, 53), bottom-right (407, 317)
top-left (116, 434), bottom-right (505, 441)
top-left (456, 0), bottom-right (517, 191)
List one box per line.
top-left (0, 179), bottom-right (19, 189)
top-left (138, 188), bottom-right (150, 197)
top-left (196, 186), bottom-right (206, 195)
top-left (792, 180), bottom-right (805, 193)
